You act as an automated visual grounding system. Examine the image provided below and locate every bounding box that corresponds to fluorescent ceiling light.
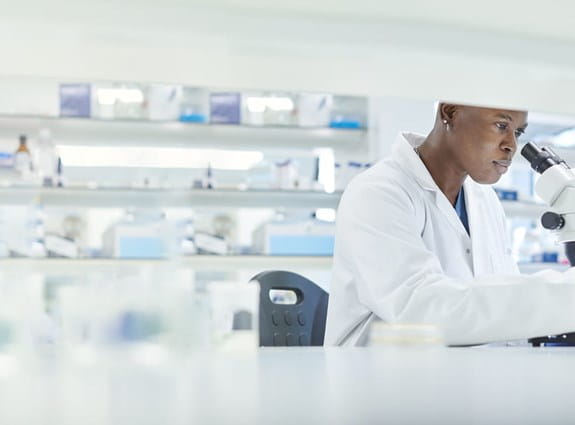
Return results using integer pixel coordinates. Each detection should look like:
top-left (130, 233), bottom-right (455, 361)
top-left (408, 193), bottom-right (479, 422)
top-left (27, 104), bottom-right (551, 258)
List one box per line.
top-left (246, 96), bottom-right (294, 113)
top-left (97, 88), bottom-right (145, 105)
top-left (57, 146), bottom-right (264, 170)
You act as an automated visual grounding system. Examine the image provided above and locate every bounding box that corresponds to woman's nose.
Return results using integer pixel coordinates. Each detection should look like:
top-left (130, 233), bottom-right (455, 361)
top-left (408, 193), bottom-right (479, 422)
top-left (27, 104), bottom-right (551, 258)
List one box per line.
top-left (503, 133), bottom-right (518, 155)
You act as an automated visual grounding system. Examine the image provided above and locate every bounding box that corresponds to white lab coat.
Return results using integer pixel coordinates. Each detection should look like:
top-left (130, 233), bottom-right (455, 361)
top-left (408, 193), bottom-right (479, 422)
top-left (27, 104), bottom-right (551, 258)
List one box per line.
top-left (325, 132), bottom-right (575, 346)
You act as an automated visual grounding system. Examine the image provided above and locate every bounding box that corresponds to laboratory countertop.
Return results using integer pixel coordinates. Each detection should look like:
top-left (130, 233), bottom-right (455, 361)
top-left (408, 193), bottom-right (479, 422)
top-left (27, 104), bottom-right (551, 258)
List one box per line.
top-left (2, 345), bottom-right (575, 425)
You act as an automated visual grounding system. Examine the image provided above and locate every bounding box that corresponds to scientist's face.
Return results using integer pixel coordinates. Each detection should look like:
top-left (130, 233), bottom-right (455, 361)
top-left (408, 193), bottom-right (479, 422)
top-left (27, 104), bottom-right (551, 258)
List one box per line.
top-left (444, 106), bottom-right (528, 184)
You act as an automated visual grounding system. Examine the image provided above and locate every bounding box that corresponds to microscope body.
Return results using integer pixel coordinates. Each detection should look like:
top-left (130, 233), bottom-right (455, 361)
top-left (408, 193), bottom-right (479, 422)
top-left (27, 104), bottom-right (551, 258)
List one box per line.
top-left (534, 162), bottom-right (575, 243)
top-left (522, 142), bottom-right (575, 346)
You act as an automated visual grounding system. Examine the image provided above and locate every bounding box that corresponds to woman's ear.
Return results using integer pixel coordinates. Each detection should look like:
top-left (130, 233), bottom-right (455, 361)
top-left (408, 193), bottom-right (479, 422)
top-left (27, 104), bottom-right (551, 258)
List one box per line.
top-left (440, 103), bottom-right (458, 122)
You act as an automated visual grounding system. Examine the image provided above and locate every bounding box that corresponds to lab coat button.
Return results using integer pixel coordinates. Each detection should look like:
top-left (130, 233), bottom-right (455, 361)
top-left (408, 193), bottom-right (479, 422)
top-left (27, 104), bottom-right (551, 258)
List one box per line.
top-left (466, 248), bottom-right (471, 254)
top-left (297, 312), bottom-right (306, 326)
top-left (272, 311), bottom-right (280, 326)
top-left (284, 311), bottom-right (294, 326)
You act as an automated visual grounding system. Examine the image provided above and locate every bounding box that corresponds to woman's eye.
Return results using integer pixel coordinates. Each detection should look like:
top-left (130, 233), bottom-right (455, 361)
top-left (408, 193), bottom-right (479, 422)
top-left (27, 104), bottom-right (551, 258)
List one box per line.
top-left (514, 129), bottom-right (525, 138)
top-left (495, 122), bottom-right (508, 131)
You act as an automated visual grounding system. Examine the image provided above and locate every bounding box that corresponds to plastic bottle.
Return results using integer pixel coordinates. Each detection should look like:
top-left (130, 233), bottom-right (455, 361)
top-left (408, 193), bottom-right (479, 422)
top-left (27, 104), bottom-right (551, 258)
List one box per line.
top-left (14, 134), bottom-right (33, 180)
top-left (35, 128), bottom-right (58, 187)
top-left (203, 163), bottom-right (215, 189)
top-left (56, 157), bottom-right (64, 187)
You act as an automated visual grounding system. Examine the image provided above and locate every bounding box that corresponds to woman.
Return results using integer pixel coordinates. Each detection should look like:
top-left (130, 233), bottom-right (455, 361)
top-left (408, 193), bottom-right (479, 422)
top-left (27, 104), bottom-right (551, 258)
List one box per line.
top-left (325, 103), bottom-right (575, 346)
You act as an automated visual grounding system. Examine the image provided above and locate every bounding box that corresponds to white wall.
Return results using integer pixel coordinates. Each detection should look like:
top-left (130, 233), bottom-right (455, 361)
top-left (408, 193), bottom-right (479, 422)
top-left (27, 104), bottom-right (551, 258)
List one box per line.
top-left (371, 97), bottom-right (436, 158)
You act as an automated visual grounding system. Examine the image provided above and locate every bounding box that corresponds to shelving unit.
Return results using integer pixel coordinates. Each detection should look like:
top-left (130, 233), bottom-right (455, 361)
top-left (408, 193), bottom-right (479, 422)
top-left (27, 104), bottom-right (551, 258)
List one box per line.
top-left (0, 255), bottom-right (333, 272)
top-left (0, 115), bottom-right (367, 152)
top-left (0, 187), bottom-right (342, 209)
top-left (0, 82), bottom-right (373, 271)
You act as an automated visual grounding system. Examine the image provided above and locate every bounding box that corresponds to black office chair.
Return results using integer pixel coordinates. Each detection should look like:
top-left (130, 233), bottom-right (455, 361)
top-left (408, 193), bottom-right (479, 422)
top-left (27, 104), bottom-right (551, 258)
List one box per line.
top-left (250, 270), bottom-right (329, 347)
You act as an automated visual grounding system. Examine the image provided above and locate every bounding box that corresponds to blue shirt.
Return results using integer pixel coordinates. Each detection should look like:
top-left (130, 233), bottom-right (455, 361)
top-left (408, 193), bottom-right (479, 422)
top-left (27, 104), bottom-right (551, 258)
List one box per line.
top-left (455, 187), bottom-right (470, 236)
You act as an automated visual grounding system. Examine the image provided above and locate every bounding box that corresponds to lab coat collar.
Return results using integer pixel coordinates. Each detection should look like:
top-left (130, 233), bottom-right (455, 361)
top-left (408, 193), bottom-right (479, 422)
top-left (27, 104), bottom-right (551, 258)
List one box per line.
top-left (392, 132), bottom-right (472, 241)
top-left (391, 132), bottom-right (440, 192)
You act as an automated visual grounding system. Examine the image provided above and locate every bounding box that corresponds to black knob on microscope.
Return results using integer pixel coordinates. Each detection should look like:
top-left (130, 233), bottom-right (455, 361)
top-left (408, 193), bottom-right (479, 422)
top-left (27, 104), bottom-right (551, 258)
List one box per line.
top-left (541, 211), bottom-right (565, 230)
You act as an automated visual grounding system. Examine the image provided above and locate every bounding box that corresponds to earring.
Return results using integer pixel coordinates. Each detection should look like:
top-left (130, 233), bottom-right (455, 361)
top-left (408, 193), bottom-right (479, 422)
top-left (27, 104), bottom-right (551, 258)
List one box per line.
top-left (443, 119), bottom-right (449, 130)
top-left (442, 119), bottom-right (448, 125)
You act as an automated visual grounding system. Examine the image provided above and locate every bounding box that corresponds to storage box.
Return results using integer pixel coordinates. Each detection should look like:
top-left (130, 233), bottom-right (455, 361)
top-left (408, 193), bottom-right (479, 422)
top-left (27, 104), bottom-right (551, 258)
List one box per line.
top-left (210, 92), bottom-right (241, 124)
top-left (253, 220), bottom-right (335, 255)
top-left (102, 220), bottom-right (172, 259)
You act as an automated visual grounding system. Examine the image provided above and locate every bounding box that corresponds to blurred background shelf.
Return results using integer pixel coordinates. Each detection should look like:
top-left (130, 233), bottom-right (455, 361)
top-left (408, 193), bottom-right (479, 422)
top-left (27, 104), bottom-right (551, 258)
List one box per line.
top-left (0, 115), bottom-right (367, 153)
top-left (0, 187), bottom-right (343, 209)
top-left (0, 255), bottom-right (333, 272)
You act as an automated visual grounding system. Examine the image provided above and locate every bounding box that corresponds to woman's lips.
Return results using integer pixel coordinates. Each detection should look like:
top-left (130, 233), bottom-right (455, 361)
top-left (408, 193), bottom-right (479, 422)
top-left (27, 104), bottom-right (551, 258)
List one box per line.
top-left (493, 159), bottom-right (512, 174)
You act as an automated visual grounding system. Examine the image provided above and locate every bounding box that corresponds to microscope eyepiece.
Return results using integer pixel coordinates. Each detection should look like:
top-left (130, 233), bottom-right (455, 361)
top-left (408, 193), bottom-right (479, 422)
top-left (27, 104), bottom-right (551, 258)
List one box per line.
top-left (521, 142), bottom-right (566, 174)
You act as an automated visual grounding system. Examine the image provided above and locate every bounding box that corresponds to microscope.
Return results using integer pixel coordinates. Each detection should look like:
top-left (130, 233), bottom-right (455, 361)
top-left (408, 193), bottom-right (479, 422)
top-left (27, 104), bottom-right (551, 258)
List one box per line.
top-left (521, 142), bottom-right (575, 265)
top-left (521, 142), bottom-right (575, 346)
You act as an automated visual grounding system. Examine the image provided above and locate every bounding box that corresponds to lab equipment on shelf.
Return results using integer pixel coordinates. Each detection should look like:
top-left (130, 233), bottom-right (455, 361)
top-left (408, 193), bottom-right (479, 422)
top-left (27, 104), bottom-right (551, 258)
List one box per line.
top-left (210, 92), bottom-right (241, 124)
top-left (102, 209), bottom-right (175, 259)
top-left (493, 187), bottom-right (519, 201)
top-left (92, 82), bottom-right (148, 120)
top-left (253, 218), bottom-right (335, 255)
top-left (242, 92), bottom-right (296, 126)
top-left (329, 95), bottom-right (368, 129)
top-left (14, 134), bottom-right (33, 181)
top-left (0, 205), bottom-right (46, 257)
top-left (297, 93), bottom-right (332, 127)
top-left (274, 158), bottom-right (299, 190)
top-left (34, 128), bottom-right (58, 187)
top-left (194, 232), bottom-right (228, 255)
top-left (179, 87), bottom-right (209, 123)
top-left (147, 84), bottom-right (182, 121)
top-left (59, 82), bottom-right (91, 118)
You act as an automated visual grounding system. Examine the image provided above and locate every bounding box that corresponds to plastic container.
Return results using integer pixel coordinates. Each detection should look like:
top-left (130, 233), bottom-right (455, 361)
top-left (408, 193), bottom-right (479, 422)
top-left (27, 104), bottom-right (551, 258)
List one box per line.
top-left (329, 96), bottom-right (367, 129)
top-left (297, 93), bottom-right (332, 127)
top-left (210, 92), bottom-right (241, 124)
top-left (34, 128), bottom-right (58, 186)
top-left (179, 87), bottom-right (208, 123)
top-left (368, 322), bottom-right (444, 347)
top-left (242, 92), bottom-right (296, 126)
top-left (148, 84), bottom-right (182, 121)
top-left (92, 83), bottom-right (147, 120)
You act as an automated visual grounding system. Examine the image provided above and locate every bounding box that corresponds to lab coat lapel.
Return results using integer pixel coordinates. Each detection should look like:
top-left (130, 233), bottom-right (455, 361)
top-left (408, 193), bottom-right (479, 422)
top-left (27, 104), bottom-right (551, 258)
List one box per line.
top-left (464, 180), bottom-right (490, 275)
top-left (392, 133), bottom-right (471, 240)
top-left (433, 188), bottom-right (471, 240)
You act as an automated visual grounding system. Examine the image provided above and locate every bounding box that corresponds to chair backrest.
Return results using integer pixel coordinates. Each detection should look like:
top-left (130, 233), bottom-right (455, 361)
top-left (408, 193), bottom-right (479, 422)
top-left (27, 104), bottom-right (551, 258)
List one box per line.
top-left (250, 270), bottom-right (329, 347)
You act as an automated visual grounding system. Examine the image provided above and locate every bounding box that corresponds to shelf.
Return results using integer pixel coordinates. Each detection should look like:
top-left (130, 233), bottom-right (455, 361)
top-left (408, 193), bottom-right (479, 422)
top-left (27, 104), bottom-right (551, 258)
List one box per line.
top-left (0, 255), bottom-right (333, 272)
top-left (0, 115), bottom-right (366, 152)
top-left (501, 200), bottom-right (546, 219)
top-left (0, 187), bottom-right (342, 209)
top-left (0, 187), bottom-right (546, 214)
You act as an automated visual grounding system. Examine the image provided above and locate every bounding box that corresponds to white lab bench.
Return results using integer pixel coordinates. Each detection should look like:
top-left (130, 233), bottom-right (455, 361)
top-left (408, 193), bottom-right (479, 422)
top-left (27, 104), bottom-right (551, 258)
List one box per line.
top-left (2, 345), bottom-right (575, 425)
